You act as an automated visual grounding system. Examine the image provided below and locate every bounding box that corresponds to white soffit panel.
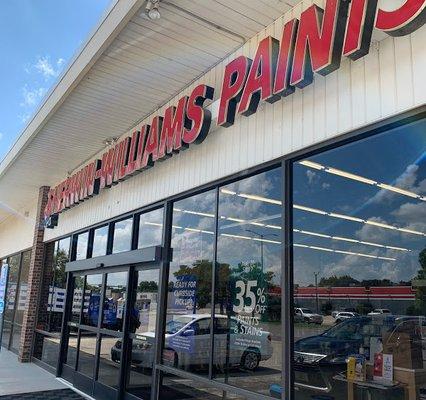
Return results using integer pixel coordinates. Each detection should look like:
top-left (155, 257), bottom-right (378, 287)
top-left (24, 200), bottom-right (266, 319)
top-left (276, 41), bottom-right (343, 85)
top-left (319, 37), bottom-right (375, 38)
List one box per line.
top-left (0, 0), bottom-right (298, 223)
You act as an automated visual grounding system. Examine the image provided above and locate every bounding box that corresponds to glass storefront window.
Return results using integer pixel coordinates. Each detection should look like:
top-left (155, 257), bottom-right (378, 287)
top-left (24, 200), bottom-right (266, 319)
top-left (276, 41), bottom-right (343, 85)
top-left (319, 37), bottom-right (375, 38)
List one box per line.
top-left (102, 271), bottom-right (127, 331)
top-left (14, 250), bottom-right (31, 325)
top-left (126, 268), bottom-right (160, 399)
top-left (49, 238), bottom-right (70, 329)
top-left (10, 324), bottom-right (21, 352)
top-left (34, 238), bottom-right (70, 365)
top-left (65, 326), bottom-right (78, 368)
top-left (215, 168), bottom-right (283, 396)
top-left (138, 208), bottom-right (164, 249)
top-left (92, 225), bottom-right (108, 258)
top-left (82, 274), bottom-right (103, 327)
top-left (33, 333), bottom-right (61, 368)
top-left (97, 334), bottom-right (121, 388)
top-left (1, 321), bottom-right (12, 348)
top-left (292, 119), bottom-right (426, 400)
top-left (113, 218), bottom-right (133, 254)
top-left (163, 189), bottom-right (216, 374)
top-left (76, 231), bottom-right (89, 260)
top-left (2, 253), bottom-right (25, 351)
top-left (77, 329), bottom-right (97, 377)
top-left (4, 254), bottom-right (20, 323)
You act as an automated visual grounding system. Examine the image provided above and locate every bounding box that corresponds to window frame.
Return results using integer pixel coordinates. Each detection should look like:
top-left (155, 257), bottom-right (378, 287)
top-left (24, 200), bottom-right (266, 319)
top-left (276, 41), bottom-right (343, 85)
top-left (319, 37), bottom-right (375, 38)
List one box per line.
top-left (40, 105), bottom-right (425, 400)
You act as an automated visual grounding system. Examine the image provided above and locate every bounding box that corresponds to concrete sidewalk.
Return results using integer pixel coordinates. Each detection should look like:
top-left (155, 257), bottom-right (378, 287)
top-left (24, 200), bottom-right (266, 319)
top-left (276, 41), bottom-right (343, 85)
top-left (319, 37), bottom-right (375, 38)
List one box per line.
top-left (0, 349), bottom-right (65, 396)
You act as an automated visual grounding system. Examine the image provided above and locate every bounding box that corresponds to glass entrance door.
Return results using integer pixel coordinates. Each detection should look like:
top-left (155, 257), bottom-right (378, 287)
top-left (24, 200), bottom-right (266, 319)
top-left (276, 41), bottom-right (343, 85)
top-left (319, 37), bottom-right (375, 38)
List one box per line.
top-left (61, 265), bottom-right (161, 400)
top-left (124, 267), bottom-right (160, 400)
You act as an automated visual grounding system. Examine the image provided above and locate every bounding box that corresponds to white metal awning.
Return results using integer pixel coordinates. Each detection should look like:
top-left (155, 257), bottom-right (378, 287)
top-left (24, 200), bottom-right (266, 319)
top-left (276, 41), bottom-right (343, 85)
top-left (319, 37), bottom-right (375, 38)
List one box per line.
top-left (0, 0), bottom-right (300, 223)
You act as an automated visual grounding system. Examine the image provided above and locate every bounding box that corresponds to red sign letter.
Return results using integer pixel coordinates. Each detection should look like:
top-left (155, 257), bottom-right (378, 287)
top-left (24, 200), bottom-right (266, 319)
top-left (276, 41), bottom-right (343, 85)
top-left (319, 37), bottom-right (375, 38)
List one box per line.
top-left (274, 19), bottom-right (298, 98)
top-left (375, 0), bottom-right (426, 36)
top-left (125, 131), bottom-right (140, 177)
top-left (157, 96), bottom-right (189, 159)
top-left (343, 0), bottom-right (378, 60)
top-left (141, 118), bottom-right (160, 168)
top-left (183, 84), bottom-right (214, 144)
top-left (217, 56), bottom-right (251, 127)
top-left (238, 36), bottom-right (280, 116)
top-left (290, 0), bottom-right (350, 88)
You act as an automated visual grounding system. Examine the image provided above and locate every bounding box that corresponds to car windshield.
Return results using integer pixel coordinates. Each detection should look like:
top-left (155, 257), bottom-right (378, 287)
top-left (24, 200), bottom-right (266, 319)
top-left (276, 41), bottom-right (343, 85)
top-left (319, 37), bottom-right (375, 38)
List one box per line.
top-left (322, 319), bottom-right (366, 340)
top-left (382, 309), bottom-right (390, 313)
top-left (301, 308), bottom-right (313, 313)
top-left (165, 316), bottom-right (195, 334)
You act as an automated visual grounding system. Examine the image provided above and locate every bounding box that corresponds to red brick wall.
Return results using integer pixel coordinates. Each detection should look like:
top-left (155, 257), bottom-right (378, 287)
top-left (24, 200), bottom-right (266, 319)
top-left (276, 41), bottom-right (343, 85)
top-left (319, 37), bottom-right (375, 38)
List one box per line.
top-left (18, 186), bottom-right (49, 362)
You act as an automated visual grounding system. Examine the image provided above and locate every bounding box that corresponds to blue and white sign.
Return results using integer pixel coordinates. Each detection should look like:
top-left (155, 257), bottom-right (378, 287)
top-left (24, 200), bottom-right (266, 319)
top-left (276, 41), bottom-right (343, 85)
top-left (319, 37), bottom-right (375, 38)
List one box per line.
top-left (171, 274), bottom-right (197, 312)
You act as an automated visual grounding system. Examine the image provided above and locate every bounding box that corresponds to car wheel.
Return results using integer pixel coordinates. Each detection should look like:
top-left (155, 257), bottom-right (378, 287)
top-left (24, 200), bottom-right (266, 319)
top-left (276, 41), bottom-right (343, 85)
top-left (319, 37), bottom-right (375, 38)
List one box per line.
top-left (304, 317), bottom-right (310, 324)
top-left (240, 349), bottom-right (260, 371)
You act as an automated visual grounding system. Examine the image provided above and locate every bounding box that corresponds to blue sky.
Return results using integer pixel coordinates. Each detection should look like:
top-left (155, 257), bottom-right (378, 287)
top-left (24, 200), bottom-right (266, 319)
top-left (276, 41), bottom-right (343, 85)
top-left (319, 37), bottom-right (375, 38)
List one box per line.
top-left (0, 0), bottom-right (112, 161)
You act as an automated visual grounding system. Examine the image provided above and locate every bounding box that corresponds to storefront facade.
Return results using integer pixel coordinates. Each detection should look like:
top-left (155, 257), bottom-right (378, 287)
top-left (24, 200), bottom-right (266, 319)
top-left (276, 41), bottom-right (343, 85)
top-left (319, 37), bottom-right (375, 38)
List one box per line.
top-left (0, 1), bottom-right (425, 400)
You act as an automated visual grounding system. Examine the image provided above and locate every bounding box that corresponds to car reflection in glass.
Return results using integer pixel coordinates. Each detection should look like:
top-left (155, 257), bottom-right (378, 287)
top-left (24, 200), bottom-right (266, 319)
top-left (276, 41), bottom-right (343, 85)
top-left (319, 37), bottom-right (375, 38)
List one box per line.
top-left (292, 315), bottom-right (425, 396)
top-left (111, 314), bottom-right (273, 371)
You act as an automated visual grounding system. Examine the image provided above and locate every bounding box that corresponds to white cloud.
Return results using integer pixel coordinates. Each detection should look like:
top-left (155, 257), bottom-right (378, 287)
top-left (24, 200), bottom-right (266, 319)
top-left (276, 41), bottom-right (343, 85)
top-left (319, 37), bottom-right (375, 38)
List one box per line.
top-left (355, 216), bottom-right (399, 243)
top-left (17, 55), bottom-right (65, 123)
top-left (0, 132), bottom-right (3, 141)
top-left (19, 113), bottom-right (31, 124)
top-left (34, 56), bottom-right (64, 79)
top-left (371, 164), bottom-right (420, 204)
top-left (20, 85), bottom-right (47, 108)
top-left (306, 170), bottom-right (318, 185)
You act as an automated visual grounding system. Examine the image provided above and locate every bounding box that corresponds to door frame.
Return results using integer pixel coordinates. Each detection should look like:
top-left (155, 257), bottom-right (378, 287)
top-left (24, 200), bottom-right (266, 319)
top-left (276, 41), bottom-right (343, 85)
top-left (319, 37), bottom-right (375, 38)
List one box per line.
top-left (58, 246), bottom-right (164, 400)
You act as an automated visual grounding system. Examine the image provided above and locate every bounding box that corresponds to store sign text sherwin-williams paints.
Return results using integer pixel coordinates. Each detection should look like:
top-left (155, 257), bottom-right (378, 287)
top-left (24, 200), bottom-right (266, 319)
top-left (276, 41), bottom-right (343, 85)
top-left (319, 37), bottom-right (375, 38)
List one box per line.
top-left (44, 0), bottom-right (426, 226)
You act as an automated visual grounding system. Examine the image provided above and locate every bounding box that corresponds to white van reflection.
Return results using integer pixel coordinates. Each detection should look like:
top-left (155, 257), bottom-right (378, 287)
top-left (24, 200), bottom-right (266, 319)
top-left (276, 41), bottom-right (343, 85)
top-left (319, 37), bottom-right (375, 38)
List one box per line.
top-left (111, 314), bottom-right (273, 371)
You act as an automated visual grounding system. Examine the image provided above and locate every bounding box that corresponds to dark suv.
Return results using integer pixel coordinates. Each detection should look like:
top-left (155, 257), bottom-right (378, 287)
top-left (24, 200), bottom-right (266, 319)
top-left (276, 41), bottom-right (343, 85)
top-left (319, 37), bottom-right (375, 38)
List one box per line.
top-left (292, 316), bottom-right (425, 398)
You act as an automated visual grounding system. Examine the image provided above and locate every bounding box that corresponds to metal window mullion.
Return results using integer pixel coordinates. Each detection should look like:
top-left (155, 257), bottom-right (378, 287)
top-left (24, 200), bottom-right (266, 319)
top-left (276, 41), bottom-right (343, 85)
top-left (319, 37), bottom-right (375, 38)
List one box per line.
top-left (208, 187), bottom-right (220, 380)
top-left (107, 222), bottom-right (115, 255)
top-left (87, 229), bottom-right (95, 259)
top-left (283, 160), bottom-right (294, 400)
top-left (151, 201), bottom-right (173, 400)
top-left (70, 234), bottom-right (78, 262)
top-left (132, 214), bottom-right (140, 251)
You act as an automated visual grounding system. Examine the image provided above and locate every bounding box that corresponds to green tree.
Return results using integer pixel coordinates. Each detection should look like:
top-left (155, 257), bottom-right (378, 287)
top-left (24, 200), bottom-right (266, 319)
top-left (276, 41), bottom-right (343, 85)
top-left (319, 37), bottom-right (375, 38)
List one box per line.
top-left (173, 259), bottom-right (213, 309)
top-left (321, 301), bottom-right (333, 315)
top-left (319, 275), bottom-right (359, 287)
top-left (138, 280), bottom-right (159, 292)
top-left (53, 248), bottom-right (68, 287)
top-left (356, 301), bottom-right (374, 315)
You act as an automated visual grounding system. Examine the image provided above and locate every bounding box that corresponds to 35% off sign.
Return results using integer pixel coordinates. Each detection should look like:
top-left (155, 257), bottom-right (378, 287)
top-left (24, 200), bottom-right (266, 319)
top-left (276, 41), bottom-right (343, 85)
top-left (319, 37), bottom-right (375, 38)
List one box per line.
top-left (233, 280), bottom-right (267, 314)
